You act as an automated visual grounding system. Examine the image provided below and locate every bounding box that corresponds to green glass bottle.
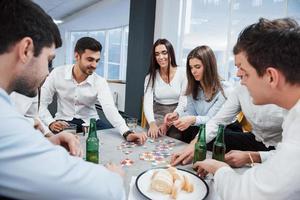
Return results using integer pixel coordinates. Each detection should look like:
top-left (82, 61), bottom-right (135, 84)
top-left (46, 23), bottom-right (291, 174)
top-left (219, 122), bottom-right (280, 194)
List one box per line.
top-left (193, 124), bottom-right (206, 163)
top-left (212, 124), bottom-right (226, 162)
top-left (86, 118), bottom-right (99, 164)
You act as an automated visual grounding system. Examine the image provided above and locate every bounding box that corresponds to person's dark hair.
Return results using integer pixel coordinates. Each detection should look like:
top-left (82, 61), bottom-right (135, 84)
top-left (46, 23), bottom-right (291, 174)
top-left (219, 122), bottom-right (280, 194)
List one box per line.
top-left (74, 37), bottom-right (102, 55)
top-left (186, 45), bottom-right (224, 101)
top-left (146, 38), bottom-right (177, 90)
top-left (233, 17), bottom-right (300, 84)
top-left (0, 0), bottom-right (62, 57)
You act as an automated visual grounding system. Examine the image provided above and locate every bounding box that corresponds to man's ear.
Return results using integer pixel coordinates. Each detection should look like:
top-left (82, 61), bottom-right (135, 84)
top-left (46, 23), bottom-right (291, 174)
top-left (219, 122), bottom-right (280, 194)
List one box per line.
top-left (266, 67), bottom-right (279, 88)
top-left (74, 52), bottom-right (80, 62)
top-left (18, 37), bottom-right (34, 64)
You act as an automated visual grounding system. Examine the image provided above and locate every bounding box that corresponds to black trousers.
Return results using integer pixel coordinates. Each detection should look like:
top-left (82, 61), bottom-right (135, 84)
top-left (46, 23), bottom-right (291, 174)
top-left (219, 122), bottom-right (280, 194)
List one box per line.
top-left (168, 121), bottom-right (275, 152)
top-left (167, 125), bottom-right (199, 143)
top-left (65, 118), bottom-right (113, 133)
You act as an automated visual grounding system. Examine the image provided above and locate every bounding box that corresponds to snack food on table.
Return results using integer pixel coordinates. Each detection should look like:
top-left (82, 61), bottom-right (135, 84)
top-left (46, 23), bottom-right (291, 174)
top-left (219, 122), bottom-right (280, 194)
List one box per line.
top-left (150, 167), bottom-right (194, 199)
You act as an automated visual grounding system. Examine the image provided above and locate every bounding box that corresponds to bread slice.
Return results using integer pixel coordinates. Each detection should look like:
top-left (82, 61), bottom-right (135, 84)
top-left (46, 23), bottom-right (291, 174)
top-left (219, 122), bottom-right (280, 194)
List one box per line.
top-left (151, 170), bottom-right (173, 194)
top-left (183, 174), bottom-right (194, 192)
top-left (151, 168), bottom-right (194, 199)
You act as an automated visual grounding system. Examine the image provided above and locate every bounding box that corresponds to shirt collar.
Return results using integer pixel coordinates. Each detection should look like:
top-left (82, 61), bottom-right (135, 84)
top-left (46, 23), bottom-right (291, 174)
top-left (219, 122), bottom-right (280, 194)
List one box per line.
top-left (64, 64), bottom-right (74, 80)
top-left (85, 74), bottom-right (94, 86)
top-left (0, 88), bottom-right (13, 105)
top-left (64, 64), bottom-right (94, 86)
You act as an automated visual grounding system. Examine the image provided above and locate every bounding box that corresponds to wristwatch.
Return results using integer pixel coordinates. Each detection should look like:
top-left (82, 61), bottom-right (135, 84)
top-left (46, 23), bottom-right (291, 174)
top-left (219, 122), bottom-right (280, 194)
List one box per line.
top-left (123, 130), bottom-right (134, 140)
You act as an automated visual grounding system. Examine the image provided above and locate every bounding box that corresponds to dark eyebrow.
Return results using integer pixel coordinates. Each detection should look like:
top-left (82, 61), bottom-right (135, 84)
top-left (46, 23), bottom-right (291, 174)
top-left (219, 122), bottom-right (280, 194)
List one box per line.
top-left (155, 50), bottom-right (168, 54)
top-left (87, 56), bottom-right (100, 60)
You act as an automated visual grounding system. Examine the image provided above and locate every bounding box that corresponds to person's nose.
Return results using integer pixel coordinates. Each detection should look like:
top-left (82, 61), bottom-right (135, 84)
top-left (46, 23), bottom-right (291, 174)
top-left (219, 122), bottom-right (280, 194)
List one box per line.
top-left (158, 53), bottom-right (164, 60)
top-left (91, 60), bottom-right (97, 68)
top-left (191, 68), bottom-right (196, 75)
top-left (236, 68), bottom-right (243, 79)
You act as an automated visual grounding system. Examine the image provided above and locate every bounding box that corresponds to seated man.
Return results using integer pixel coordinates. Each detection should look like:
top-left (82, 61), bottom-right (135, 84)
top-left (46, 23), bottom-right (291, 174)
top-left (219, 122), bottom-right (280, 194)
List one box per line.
top-left (39, 37), bottom-right (147, 144)
top-left (0, 1), bottom-right (125, 199)
top-left (10, 91), bottom-right (82, 156)
top-left (194, 17), bottom-right (300, 199)
top-left (171, 81), bottom-right (285, 167)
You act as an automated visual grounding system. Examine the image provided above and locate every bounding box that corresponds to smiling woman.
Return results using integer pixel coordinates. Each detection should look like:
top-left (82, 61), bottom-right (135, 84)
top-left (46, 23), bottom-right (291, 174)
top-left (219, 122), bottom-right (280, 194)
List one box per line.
top-left (143, 38), bottom-right (188, 141)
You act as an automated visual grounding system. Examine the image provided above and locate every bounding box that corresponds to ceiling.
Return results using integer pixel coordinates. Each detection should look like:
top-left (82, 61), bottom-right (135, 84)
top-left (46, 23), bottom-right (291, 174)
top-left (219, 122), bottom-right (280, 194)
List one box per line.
top-left (33, 0), bottom-right (102, 21)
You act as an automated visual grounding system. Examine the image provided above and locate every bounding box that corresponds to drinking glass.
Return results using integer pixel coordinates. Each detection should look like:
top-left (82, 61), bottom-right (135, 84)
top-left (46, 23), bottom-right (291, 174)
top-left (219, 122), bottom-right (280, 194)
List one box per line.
top-left (63, 123), bottom-right (77, 135)
top-left (82, 122), bottom-right (90, 136)
top-left (126, 118), bottom-right (137, 131)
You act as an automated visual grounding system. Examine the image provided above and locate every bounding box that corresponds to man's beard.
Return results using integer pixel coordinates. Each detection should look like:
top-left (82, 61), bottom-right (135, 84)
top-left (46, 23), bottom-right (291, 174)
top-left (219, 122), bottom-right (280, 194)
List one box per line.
top-left (13, 76), bottom-right (46, 98)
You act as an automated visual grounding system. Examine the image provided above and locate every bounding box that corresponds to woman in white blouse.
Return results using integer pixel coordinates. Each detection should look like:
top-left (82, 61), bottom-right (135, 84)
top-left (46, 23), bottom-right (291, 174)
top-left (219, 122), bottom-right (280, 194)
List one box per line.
top-left (164, 45), bottom-right (227, 143)
top-left (143, 39), bottom-right (187, 139)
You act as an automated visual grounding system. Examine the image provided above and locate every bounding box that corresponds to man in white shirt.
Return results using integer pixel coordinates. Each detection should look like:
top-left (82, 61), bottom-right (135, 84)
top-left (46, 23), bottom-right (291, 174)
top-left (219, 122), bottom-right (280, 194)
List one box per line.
top-left (40, 37), bottom-right (147, 144)
top-left (193, 18), bottom-right (300, 200)
top-left (0, 1), bottom-right (125, 199)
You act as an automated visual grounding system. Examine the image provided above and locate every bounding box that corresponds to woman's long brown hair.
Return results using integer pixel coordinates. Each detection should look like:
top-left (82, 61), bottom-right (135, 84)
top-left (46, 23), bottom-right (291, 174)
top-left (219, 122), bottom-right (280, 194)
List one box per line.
top-left (186, 45), bottom-right (225, 101)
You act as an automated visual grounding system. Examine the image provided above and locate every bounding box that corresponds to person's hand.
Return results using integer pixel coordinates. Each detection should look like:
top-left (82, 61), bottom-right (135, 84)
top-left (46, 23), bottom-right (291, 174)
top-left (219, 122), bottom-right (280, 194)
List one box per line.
top-left (147, 122), bottom-right (160, 139)
top-left (193, 159), bottom-right (229, 178)
top-left (105, 163), bottom-right (125, 177)
top-left (173, 116), bottom-right (196, 131)
top-left (127, 132), bottom-right (147, 145)
top-left (33, 118), bottom-right (45, 133)
top-left (164, 112), bottom-right (179, 126)
top-left (225, 150), bottom-right (260, 168)
top-left (158, 123), bottom-right (168, 136)
top-left (49, 120), bottom-right (69, 133)
top-left (48, 131), bottom-right (83, 157)
top-left (170, 142), bottom-right (195, 166)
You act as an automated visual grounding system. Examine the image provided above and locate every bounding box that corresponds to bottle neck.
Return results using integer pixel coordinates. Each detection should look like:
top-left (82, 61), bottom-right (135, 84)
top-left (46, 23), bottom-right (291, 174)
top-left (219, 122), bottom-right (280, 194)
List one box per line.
top-left (88, 118), bottom-right (97, 138)
top-left (199, 125), bottom-right (206, 144)
top-left (215, 124), bottom-right (225, 144)
top-left (197, 124), bottom-right (204, 141)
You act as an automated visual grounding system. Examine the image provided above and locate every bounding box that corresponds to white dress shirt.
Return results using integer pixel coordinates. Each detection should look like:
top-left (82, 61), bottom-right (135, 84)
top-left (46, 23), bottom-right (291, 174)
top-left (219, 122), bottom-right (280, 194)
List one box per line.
top-left (143, 67), bottom-right (187, 123)
top-left (40, 65), bottom-right (129, 135)
top-left (10, 92), bottom-right (50, 135)
top-left (206, 84), bottom-right (284, 147)
top-left (0, 88), bottom-right (125, 200)
top-left (213, 99), bottom-right (300, 200)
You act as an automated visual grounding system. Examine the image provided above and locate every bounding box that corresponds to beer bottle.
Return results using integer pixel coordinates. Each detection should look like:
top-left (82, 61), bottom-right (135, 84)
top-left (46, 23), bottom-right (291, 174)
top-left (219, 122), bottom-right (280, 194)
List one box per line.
top-left (193, 124), bottom-right (206, 163)
top-left (86, 118), bottom-right (99, 164)
top-left (212, 124), bottom-right (226, 162)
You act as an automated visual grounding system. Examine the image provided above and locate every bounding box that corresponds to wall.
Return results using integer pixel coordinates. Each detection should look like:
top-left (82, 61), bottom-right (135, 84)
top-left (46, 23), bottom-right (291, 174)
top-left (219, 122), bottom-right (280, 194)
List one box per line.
top-left (154, 0), bottom-right (183, 59)
top-left (108, 82), bottom-right (126, 111)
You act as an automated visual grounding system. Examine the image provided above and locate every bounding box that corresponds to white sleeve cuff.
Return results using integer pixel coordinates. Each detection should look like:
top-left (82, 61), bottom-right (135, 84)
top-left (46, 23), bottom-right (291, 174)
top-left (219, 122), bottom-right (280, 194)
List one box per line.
top-left (117, 124), bottom-right (130, 136)
top-left (194, 116), bottom-right (202, 126)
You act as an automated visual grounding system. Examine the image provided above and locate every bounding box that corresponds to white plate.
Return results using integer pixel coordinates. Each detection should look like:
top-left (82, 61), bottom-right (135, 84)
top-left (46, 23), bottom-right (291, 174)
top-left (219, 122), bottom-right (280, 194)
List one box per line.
top-left (136, 167), bottom-right (209, 200)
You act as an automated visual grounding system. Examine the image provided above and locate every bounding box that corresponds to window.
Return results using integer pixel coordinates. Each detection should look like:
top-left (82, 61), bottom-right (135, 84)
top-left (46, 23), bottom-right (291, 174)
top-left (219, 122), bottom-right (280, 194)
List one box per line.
top-left (68, 26), bottom-right (129, 81)
top-left (179, 0), bottom-right (300, 82)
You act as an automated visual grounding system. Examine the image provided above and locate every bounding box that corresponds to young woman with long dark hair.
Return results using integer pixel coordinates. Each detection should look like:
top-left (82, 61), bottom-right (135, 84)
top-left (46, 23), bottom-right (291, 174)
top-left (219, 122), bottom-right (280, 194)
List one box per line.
top-left (144, 39), bottom-right (187, 139)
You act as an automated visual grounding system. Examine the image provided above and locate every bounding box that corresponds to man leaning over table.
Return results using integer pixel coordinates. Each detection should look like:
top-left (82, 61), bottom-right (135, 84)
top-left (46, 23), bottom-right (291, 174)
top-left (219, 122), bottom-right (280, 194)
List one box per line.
top-left (39, 36), bottom-right (147, 144)
top-left (0, 1), bottom-right (125, 199)
top-left (171, 83), bottom-right (285, 167)
top-left (193, 17), bottom-right (300, 200)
